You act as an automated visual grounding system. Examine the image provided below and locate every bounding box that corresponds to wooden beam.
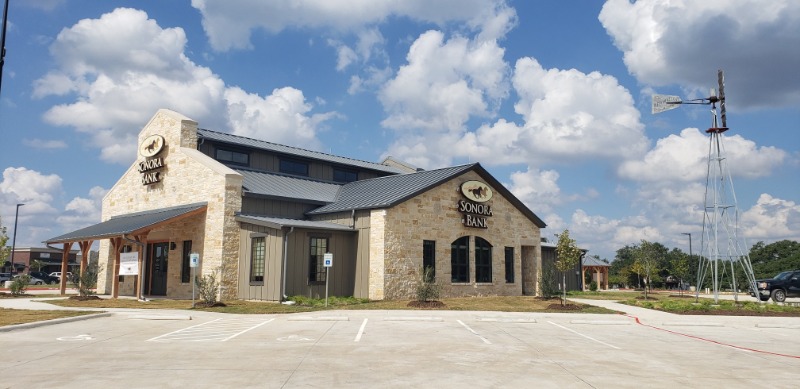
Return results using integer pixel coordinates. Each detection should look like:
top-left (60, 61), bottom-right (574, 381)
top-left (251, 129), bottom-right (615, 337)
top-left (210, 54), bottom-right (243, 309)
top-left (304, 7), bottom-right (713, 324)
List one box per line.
top-left (59, 242), bottom-right (73, 296)
top-left (134, 234), bottom-right (147, 300)
top-left (110, 237), bottom-right (122, 299)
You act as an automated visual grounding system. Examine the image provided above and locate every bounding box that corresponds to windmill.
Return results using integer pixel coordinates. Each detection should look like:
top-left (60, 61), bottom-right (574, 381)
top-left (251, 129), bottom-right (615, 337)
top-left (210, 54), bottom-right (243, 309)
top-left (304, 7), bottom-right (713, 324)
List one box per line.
top-left (653, 70), bottom-right (758, 304)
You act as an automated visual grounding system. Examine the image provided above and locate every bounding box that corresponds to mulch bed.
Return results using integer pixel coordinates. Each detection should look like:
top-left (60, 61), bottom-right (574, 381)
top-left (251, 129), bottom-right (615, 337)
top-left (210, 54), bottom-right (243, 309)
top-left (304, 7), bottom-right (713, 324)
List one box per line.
top-left (407, 300), bottom-right (446, 309)
top-left (546, 303), bottom-right (582, 311)
top-left (193, 302), bottom-right (227, 308)
top-left (68, 295), bottom-right (102, 301)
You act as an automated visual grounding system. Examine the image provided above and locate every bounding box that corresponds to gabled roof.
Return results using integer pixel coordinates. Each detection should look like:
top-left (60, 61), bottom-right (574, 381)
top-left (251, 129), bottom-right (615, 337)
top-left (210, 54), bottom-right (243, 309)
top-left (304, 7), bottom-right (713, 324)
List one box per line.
top-left (307, 164), bottom-right (475, 215)
top-left (583, 257), bottom-right (610, 267)
top-left (307, 163), bottom-right (547, 228)
top-left (236, 214), bottom-right (354, 232)
top-left (198, 128), bottom-right (406, 174)
top-left (235, 168), bottom-right (341, 204)
top-left (44, 203), bottom-right (207, 244)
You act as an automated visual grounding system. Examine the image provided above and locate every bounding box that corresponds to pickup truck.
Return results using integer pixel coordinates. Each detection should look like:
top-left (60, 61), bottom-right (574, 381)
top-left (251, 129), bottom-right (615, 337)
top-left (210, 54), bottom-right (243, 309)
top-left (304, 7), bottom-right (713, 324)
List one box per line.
top-left (751, 270), bottom-right (800, 302)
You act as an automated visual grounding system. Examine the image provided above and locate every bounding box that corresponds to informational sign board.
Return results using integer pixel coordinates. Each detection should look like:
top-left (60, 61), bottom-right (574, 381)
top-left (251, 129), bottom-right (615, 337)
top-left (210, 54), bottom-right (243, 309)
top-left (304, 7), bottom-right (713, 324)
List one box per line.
top-left (119, 252), bottom-right (139, 275)
top-left (323, 253), bottom-right (333, 267)
top-left (189, 253), bottom-right (200, 268)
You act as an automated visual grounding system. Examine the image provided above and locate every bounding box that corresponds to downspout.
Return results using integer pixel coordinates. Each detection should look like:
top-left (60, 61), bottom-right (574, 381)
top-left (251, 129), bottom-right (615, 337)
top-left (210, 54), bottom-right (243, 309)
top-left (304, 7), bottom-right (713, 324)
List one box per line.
top-left (281, 226), bottom-right (295, 302)
top-left (122, 235), bottom-right (147, 301)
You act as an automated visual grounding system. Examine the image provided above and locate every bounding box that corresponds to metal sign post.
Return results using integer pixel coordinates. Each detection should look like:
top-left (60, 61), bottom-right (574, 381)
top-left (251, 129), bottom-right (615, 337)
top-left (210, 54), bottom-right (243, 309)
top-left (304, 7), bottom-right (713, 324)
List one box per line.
top-left (190, 253), bottom-right (199, 308)
top-left (323, 253), bottom-right (333, 307)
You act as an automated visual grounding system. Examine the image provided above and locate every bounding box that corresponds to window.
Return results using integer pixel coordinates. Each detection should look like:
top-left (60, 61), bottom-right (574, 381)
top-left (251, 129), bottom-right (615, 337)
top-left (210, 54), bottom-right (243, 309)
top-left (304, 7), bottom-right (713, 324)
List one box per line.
top-left (504, 247), bottom-right (514, 283)
top-left (333, 168), bottom-right (358, 183)
top-left (280, 158), bottom-right (309, 176)
top-left (181, 240), bottom-right (192, 283)
top-left (475, 237), bottom-right (492, 283)
top-left (423, 240), bottom-right (436, 280)
top-left (451, 237), bottom-right (469, 283)
top-left (250, 237), bottom-right (265, 283)
top-left (216, 148), bottom-right (249, 165)
top-left (309, 237), bottom-right (328, 283)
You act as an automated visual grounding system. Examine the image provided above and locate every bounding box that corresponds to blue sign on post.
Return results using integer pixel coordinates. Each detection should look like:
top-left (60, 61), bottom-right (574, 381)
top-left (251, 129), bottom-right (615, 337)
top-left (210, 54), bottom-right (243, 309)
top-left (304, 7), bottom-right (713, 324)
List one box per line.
top-left (323, 253), bottom-right (333, 267)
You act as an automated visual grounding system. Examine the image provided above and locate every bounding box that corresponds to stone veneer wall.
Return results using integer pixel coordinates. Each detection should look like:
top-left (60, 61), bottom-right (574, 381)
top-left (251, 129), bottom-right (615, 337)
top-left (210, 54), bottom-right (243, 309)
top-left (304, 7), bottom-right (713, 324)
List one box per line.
top-left (372, 170), bottom-right (541, 299)
top-left (97, 109), bottom-right (243, 299)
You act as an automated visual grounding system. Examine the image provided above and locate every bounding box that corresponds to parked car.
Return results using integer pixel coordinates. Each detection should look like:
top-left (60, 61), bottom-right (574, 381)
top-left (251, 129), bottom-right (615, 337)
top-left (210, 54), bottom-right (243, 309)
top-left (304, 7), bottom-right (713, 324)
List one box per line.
top-left (49, 271), bottom-right (74, 282)
top-left (30, 271), bottom-right (60, 285)
top-left (12, 274), bottom-right (45, 285)
top-left (0, 272), bottom-right (11, 283)
top-left (750, 270), bottom-right (800, 302)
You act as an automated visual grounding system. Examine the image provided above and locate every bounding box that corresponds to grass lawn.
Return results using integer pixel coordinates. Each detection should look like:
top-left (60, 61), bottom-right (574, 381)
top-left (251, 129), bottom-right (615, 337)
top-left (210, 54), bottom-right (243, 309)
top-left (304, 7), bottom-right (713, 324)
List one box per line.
top-left (44, 295), bottom-right (616, 314)
top-left (0, 308), bottom-right (99, 327)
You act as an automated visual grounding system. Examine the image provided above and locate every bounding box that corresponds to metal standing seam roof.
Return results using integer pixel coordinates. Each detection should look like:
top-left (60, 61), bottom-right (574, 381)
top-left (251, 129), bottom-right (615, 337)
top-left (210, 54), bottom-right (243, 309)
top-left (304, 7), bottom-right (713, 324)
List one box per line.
top-left (235, 168), bottom-right (342, 203)
top-left (307, 164), bottom-right (476, 215)
top-left (44, 203), bottom-right (208, 243)
top-left (197, 128), bottom-right (406, 175)
top-left (236, 214), bottom-right (354, 232)
top-left (583, 257), bottom-right (610, 267)
top-left (308, 163), bottom-right (547, 228)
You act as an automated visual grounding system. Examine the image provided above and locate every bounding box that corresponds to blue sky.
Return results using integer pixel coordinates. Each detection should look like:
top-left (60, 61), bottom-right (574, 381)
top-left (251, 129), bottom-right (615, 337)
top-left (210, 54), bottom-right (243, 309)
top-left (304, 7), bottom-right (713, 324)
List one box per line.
top-left (0, 0), bottom-right (798, 260)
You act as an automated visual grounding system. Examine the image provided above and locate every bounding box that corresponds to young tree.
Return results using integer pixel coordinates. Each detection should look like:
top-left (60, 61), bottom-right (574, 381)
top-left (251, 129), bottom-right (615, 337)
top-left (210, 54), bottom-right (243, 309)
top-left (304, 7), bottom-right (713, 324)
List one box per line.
top-left (555, 229), bottom-right (582, 306)
top-left (0, 217), bottom-right (8, 271)
top-left (672, 252), bottom-right (690, 296)
top-left (635, 240), bottom-right (661, 300)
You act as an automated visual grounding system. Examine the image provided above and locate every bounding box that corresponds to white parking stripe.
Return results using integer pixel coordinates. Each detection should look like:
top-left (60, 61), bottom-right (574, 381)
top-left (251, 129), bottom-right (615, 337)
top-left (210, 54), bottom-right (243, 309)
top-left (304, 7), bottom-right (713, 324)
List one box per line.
top-left (354, 318), bottom-right (368, 342)
top-left (547, 321), bottom-right (620, 349)
top-left (147, 318), bottom-right (273, 342)
top-left (457, 320), bottom-right (491, 344)
top-left (221, 319), bottom-right (274, 341)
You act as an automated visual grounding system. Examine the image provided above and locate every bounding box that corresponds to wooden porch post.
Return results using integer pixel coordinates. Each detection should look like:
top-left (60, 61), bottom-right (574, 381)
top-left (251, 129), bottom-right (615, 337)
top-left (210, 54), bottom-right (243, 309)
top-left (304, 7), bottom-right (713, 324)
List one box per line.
top-left (78, 240), bottom-right (93, 278)
top-left (111, 237), bottom-right (122, 299)
top-left (134, 235), bottom-right (146, 300)
top-left (59, 242), bottom-right (73, 296)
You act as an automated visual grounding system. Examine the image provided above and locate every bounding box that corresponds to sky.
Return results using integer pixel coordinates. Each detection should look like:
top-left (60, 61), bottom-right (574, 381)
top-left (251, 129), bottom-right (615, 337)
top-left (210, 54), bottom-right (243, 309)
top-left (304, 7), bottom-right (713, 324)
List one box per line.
top-left (0, 0), bottom-right (798, 261)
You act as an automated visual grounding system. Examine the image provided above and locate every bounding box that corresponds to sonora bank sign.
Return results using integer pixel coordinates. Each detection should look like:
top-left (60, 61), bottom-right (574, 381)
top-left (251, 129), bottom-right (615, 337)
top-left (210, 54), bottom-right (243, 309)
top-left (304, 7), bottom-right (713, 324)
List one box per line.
top-left (458, 180), bottom-right (493, 228)
top-left (138, 134), bottom-right (166, 185)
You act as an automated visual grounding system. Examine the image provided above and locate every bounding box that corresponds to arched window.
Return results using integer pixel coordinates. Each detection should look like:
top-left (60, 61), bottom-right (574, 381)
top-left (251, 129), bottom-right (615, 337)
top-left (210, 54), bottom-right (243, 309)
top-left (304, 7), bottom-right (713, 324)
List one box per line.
top-left (475, 237), bottom-right (493, 283)
top-left (451, 237), bottom-right (469, 283)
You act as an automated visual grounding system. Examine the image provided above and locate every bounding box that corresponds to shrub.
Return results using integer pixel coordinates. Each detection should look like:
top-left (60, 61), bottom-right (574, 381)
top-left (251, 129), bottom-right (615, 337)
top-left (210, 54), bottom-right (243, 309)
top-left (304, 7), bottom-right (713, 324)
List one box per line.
top-left (10, 275), bottom-right (30, 296)
top-left (415, 266), bottom-right (441, 302)
top-left (589, 281), bottom-right (598, 292)
top-left (77, 263), bottom-right (101, 297)
top-left (194, 271), bottom-right (219, 306)
top-left (539, 262), bottom-right (558, 298)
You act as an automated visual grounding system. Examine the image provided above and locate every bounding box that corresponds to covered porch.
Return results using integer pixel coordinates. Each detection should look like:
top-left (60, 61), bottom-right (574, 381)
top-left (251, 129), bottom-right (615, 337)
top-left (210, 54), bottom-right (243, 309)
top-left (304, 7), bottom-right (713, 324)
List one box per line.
top-left (582, 256), bottom-right (610, 290)
top-left (43, 203), bottom-right (207, 298)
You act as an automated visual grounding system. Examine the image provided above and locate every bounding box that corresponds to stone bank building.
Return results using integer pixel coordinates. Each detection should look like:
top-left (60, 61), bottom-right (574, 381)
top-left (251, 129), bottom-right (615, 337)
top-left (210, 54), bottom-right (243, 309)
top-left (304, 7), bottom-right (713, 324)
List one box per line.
top-left (46, 109), bottom-right (546, 301)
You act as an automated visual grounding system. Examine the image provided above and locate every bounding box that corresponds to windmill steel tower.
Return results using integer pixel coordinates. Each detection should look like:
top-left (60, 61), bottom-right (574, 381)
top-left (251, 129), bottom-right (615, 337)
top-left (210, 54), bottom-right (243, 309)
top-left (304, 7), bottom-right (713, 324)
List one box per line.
top-left (652, 70), bottom-right (758, 304)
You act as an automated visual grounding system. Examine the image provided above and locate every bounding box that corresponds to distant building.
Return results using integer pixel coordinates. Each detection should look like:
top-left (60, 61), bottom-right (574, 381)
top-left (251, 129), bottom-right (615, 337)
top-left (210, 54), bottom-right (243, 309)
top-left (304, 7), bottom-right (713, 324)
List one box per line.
top-left (3, 247), bottom-right (80, 274)
top-left (46, 109), bottom-right (548, 301)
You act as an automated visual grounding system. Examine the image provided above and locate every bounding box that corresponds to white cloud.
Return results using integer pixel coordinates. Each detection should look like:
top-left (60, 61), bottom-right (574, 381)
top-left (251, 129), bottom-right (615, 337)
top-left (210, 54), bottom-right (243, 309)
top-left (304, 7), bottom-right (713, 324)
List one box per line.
top-left (599, 0), bottom-right (800, 109)
top-left (512, 58), bottom-right (648, 163)
top-left (190, 0), bottom-right (515, 51)
top-left (507, 168), bottom-right (564, 214)
top-left (0, 167), bottom-right (63, 247)
top-left (225, 87), bottom-right (338, 150)
top-left (618, 128), bottom-right (787, 182)
top-left (741, 194), bottom-right (800, 241)
top-left (33, 8), bottom-right (228, 164)
top-left (56, 186), bottom-right (106, 232)
top-left (379, 30), bottom-right (509, 133)
top-left (34, 8), bottom-right (335, 164)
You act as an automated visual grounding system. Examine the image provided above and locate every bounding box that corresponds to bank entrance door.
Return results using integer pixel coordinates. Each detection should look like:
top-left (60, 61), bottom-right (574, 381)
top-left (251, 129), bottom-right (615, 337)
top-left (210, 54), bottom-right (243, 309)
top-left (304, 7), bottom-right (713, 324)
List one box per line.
top-left (145, 242), bottom-right (169, 296)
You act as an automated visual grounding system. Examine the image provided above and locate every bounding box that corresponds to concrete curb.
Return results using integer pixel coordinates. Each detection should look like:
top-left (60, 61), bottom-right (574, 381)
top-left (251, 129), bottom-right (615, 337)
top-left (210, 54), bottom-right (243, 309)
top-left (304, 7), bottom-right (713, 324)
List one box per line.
top-left (0, 312), bottom-right (113, 332)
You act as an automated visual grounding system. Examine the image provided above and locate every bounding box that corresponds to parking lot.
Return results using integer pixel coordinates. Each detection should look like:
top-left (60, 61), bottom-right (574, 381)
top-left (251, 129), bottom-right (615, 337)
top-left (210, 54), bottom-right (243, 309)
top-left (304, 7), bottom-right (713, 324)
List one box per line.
top-left (2, 303), bottom-right (799, 388)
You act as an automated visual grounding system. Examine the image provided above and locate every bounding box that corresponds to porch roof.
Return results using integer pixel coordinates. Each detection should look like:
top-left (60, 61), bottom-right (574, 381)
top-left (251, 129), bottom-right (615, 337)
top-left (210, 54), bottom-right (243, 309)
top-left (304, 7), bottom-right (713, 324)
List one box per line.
top-left (44, 202), bottom-right (208, 244)
top-left (236, 214), bottom-right (354, 232)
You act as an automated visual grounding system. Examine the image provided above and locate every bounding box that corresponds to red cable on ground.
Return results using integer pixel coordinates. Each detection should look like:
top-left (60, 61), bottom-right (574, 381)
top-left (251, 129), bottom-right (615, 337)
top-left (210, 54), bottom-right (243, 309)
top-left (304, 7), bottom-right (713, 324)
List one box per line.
top-left (623, 313), bottom-right (800, 359)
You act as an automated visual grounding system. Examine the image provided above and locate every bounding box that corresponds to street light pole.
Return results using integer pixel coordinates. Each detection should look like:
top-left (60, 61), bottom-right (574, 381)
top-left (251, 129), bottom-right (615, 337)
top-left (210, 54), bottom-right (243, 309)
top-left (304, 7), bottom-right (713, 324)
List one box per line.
top-left (10, 203), bottom-right (24, 276)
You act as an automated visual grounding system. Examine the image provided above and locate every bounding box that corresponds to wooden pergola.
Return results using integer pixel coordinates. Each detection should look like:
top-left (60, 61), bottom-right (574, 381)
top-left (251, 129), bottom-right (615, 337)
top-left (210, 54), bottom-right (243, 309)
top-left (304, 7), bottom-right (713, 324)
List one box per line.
top-left (44, 203), bottom-right (207, 298)
top-left (581, 256), bottom-right (610, 290)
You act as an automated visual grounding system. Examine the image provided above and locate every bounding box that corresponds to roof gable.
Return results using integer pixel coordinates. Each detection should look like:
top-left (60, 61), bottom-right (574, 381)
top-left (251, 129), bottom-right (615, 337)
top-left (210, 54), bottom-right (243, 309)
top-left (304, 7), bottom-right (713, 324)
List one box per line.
top-left (308, 163), bottom-right (546, 228)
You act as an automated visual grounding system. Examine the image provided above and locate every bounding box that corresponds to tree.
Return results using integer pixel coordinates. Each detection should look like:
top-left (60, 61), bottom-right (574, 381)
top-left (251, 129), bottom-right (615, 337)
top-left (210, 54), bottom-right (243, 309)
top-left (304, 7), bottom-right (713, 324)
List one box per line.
top-left (634, 240), bottom-right (662, 300)
top-left (555, 229), bottom-right (582, 306)
top-left (30, 259), bottom-right (45, 272)
top-left (672, 252), bottom-right (689, 296)
top-left (0, 217), bottom-right (8, 272)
